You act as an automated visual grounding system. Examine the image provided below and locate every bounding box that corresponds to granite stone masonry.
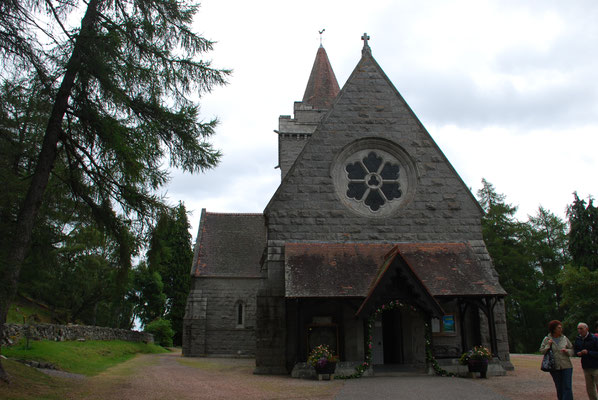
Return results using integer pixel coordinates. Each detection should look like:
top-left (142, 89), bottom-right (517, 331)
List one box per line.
top-left (184, 37), bottom-right (512, 378)
top-left (2, 323), bottom-right (153, 346)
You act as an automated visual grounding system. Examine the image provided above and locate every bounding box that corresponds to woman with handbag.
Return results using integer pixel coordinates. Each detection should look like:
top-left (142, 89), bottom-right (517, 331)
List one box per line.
top-left (540, 320), bottom-right (575, 400)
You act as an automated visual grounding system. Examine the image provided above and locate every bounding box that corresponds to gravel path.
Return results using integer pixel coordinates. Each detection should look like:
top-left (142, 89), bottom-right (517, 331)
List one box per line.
top-left (475, 354), bottom-right (586, 400)
top-left (336, 375), bottom-right (509, 400)
top-left (38, 368), bottom-right (87, 380)
top-left (57, 352), bottom-right (588, 400)
top-left (64, 350), bottom-right (342, 400)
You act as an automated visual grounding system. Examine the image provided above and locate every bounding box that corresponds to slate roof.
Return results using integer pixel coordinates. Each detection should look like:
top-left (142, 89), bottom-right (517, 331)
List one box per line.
top-left (302, 46), bottom-right (340, 109)
top-left (392, 243), bottom-right (506, 297)
top-left (285, 242), bottom-right (505, 298)
top-left (191, 211), bottom-right (266, 277)
top-left (285, 243), bottom-right (394, 297)
top-left (356, 244), bottom-right (445, 317)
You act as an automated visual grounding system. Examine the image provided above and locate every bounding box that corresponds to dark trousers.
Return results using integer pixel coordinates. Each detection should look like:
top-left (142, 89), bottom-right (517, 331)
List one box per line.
top-left (550, 368), bottom-right (573, 400)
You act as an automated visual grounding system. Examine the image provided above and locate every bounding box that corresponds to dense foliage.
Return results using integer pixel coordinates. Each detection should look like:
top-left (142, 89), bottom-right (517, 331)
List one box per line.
top-left (145, 203), bottom-right (193, 345)
top-left (144, 318), bottom-right (175, 348)
top-left (567, 194), bottom-right (598, 271)
top-left (559, 194), bottom-right (598, 330)
top-left (0, 0), bottom-right (228, 381)
top-left (478, 180), bottom-right (597, 352)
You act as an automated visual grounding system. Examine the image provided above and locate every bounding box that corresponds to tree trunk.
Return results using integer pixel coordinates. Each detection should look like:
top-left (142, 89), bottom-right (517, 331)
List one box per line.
top-left (0, 0), bottom-right (101, 383)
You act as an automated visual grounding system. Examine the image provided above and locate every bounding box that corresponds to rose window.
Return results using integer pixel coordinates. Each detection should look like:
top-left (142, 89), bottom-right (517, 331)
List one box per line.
top-left (345, 151), bottom-right (402, 211)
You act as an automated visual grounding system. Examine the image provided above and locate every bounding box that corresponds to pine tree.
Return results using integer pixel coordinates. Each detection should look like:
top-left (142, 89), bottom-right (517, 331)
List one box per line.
top-left (0, 0), bottom-right (228, 381)
top-left (567, 193), bottom-right (598, 270)
top-left (558, 193), bottom-right (598, 331)
top-left (526, 207), bottom-right (570, 312)
top-left (133, 262), bottom-right (167, 327)
top-left (146, 203), bottom-right (192, 345)
top-left (1, 80), bottom-right (136, 328)
top-left (477, 179), bottom-right (541, 353)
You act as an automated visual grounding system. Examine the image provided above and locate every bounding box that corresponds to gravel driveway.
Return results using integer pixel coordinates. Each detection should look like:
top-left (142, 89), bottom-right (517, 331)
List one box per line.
top-left (59, 351), bottom-right (588, 400)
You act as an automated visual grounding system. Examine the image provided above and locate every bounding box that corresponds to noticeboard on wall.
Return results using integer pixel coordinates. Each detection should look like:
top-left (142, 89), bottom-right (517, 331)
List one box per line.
top-left (442, 315), bottom-right (455, 333)
top-left (432, 314), bottom-right (456, 336)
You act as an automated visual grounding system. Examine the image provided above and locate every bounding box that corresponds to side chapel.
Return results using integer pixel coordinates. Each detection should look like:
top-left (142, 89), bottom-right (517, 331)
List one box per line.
top-left (183, 34), bottom-right (513, 376)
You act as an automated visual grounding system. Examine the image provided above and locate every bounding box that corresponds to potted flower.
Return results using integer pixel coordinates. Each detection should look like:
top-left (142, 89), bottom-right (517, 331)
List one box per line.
top-left (307, 344), bottom-right (339, 375)
top-left (459, 346), bottom-right (492, 378)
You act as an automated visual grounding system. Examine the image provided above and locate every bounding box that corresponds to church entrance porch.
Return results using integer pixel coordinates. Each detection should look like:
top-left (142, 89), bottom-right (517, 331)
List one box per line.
top-left (366, 300), bottom-right (430, 377)
top-left (287, 297), bottom-right (430, 379)
top-left (371, 310), bottom-right (428, 375)
top-left (372, 309), bottom-right (404, 365)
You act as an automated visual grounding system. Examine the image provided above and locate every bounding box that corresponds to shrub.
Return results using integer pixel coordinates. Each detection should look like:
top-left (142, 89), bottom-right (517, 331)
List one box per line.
top-left (144, 318), bottom-right (174, 347)
top-left (459, 346), bottom-right (492, 365)
top-left (307, 344), bottom-right (338, 368)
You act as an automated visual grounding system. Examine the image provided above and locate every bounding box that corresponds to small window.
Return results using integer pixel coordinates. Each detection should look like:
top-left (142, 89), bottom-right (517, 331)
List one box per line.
top-left (235, 301), bottom-right (245, 328)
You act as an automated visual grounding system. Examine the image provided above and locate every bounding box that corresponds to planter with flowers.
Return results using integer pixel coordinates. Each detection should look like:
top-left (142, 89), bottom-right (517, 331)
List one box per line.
top-left (307, 344), bottom-right (339, 377)
top-left (459, 346), bottom-right (492, 378)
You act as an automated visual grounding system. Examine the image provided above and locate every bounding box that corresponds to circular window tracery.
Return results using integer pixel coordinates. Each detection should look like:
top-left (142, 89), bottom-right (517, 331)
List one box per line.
top-left (331, 139), bottom-right (417, 217)
top-left (345, 152), bottom-right (402, 211)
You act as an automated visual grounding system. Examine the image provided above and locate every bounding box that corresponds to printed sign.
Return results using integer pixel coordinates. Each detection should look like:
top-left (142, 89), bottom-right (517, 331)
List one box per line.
top-left (442, 315), bottom-right (455, 333)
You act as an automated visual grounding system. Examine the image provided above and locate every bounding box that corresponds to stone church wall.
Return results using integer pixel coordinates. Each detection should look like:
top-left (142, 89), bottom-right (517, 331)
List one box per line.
top-left (278, 133), bottom-right (309, 179)
top-left (260, 53), bottom-right (512, 371)
top-left (266, 58), bottom-right (486, 246)
top-left (184, 277), bottom-right (262, 357)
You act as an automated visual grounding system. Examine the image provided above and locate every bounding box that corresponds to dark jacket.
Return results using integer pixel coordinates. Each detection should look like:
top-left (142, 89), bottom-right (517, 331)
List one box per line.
top-left (574, 332), bottom-right (598, 369)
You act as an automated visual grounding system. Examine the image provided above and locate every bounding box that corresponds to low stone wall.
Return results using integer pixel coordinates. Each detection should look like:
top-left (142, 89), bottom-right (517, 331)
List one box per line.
top-left (2, 323), bottom-right (153, 346)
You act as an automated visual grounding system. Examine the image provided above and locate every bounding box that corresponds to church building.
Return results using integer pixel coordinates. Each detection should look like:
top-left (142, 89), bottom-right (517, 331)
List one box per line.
top-left (183, 35), bottom-right (513, 376)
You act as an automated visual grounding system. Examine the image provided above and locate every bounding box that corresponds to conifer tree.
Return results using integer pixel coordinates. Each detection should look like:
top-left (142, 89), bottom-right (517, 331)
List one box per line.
top-left (558, 193), bottom-right (598, 331)
top-left (133, 262), bottom-right (167, 327)
top-left (526, 207), bottom-right (570, 311)
top-left (567, 193), bottom-right (598, 271)
top-left (0, 0), bottom-right (228, 381)
top-left (146, 203), bottom-right (192, 345)
top-left (477, 179), bottom-right (540, 352)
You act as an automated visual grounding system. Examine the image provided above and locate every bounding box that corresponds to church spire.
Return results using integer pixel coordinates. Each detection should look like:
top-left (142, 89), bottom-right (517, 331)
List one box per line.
top-left (302, 45), bottom-right (340, 109)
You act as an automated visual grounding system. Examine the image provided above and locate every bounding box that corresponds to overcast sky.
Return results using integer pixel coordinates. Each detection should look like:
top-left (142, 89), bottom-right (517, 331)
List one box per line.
top-left (163, 0), bottom-right (598, 240)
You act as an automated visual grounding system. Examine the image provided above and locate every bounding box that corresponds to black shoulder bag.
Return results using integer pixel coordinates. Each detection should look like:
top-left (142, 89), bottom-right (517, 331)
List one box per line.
top-left (541, 342), bottom-right (556, 372)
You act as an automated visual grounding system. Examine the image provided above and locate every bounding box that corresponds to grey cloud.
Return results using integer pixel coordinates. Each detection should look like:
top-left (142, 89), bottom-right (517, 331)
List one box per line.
top-left (393, 66), bottom-right (598, 130)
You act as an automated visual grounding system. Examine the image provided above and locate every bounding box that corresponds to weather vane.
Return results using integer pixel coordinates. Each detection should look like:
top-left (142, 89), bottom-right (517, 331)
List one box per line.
top-left (319, 29), bottom-right (325, 46)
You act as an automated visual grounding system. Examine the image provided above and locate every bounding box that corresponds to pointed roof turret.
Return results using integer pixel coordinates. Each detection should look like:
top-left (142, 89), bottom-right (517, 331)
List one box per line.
top-left (302, 45), bottom-right (340, 109)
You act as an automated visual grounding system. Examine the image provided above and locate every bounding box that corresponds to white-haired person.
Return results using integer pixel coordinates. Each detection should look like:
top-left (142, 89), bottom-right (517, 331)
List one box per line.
top-left (574, 322), bottom-right (598, 400)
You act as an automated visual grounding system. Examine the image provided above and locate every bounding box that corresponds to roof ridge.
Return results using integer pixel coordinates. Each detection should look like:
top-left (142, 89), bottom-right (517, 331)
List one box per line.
top-left (205, 212), bottom-right (264, 216)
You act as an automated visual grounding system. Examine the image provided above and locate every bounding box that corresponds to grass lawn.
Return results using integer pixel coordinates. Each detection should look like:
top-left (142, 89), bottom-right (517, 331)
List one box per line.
top-left (0, 358), bottom-right (75, 400)
top-left (2, 339), bottom-right (168, 376)
top-left (1, 339), bottom-right (169, 399)
top-left (7, 296), bottom-right (53, 324)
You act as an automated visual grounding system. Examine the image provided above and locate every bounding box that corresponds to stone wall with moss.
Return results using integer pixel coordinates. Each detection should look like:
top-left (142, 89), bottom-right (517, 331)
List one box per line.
top-left (2, 323), bottom-right (153, 346)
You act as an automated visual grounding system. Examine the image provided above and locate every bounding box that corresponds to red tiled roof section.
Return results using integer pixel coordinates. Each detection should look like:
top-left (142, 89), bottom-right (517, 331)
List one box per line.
top-left (284, 242), bottom-right (506, 298)
top-left (285, 243), bottom-right (394, 297)
top-left (395, 243), bottom-right (506, 297)
top-left (302, 46), bottom-right (340, 109)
